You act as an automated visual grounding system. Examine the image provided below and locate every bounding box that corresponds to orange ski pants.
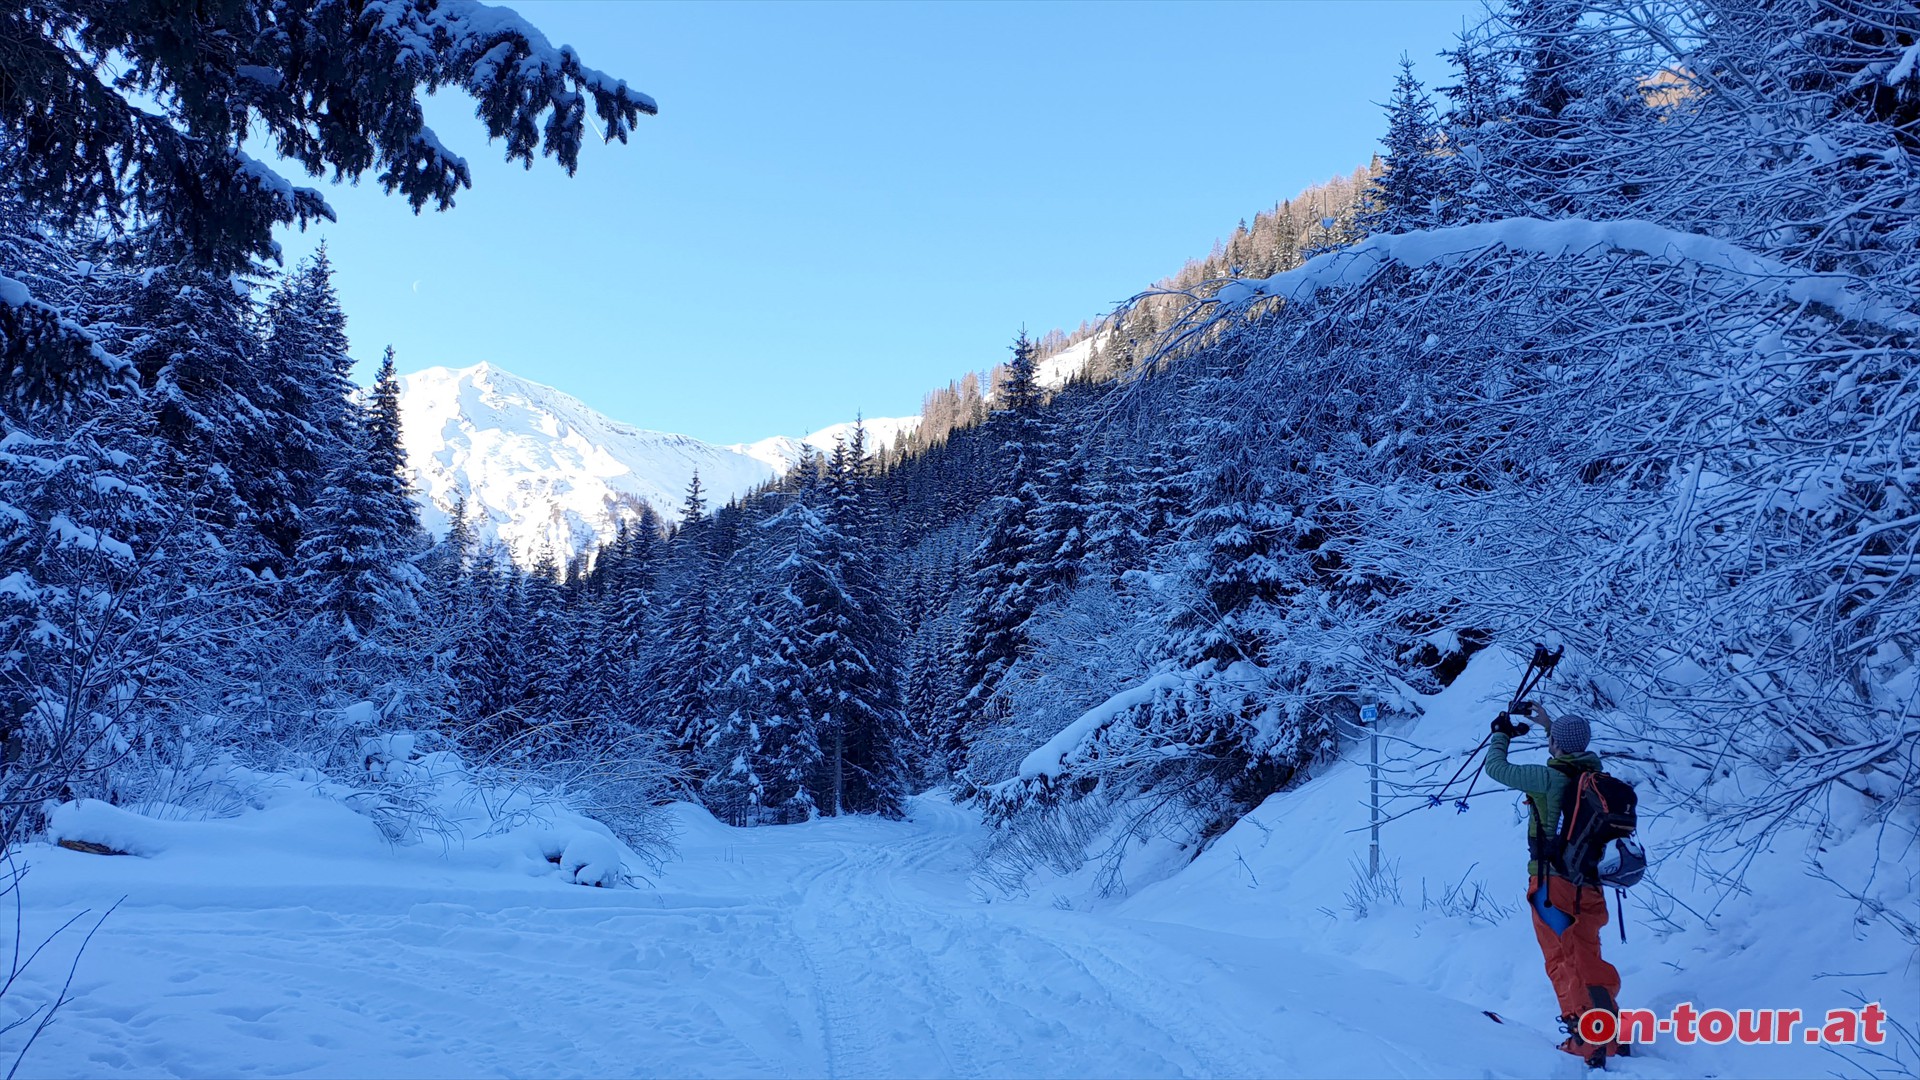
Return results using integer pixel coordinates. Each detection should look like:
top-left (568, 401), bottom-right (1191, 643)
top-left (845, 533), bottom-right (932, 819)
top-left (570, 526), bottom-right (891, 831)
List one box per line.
top-left (1528, 874), bottom-right (1622, 1020)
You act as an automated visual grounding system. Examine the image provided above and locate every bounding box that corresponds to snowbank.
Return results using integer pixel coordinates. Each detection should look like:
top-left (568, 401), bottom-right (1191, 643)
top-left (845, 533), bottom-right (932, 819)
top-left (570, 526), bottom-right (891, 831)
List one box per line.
top-left (44, 741), bottom-right (658, 892)
top-left (1212, 217), bottom-right (1920, 333)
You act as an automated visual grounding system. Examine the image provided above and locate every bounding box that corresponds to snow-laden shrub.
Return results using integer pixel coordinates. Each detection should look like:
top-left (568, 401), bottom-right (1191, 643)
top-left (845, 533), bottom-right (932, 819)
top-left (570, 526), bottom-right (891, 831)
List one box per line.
top-left (974, 577), bottom-right (1162, 785)
top-left (453, 714), bottom-right (678, 868)
top-left (40, 690), bottom-right (678, 875)
top-left (45, 738), bottom-right (664, 890)
top-left (554, 832), bottom-right (626, 889)
top-left (973, 790), bottom-right (1118, 899)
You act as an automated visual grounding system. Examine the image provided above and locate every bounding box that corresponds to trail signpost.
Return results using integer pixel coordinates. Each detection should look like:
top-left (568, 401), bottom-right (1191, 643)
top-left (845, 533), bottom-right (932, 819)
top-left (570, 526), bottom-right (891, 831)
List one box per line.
top-left (1361, 703), bottom-right (1380, 877)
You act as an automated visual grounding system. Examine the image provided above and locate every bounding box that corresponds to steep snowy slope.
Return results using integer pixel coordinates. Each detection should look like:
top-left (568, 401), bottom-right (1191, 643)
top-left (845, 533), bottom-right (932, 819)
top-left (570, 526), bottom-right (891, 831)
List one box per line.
top-left (1036, 335), bottom-right (1096, 389)
top-left (398, 363), bottom-right (782, 563)
top-left (398, 363), bottom-right (922, 564)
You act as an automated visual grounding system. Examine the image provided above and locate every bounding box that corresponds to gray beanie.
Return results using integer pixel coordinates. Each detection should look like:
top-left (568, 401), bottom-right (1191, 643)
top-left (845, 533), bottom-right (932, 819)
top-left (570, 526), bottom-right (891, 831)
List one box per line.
top-left (1550, 712), bottom-right (1592, 754)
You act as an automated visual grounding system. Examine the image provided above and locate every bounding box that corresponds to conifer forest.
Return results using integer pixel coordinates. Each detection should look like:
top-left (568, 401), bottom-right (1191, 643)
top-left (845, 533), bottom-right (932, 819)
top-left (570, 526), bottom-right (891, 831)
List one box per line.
top-left (0, 2), bottom-right (1915, 1077)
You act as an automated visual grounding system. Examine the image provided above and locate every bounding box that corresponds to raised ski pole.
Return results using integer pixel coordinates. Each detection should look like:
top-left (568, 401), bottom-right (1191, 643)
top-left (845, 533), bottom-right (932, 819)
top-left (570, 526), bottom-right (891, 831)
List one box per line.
top-left (1455, 752), bottom-right (1488, 813)
top-left (1360, 642), bottom-right (1568, 833)
top-left (1451, 643), bottom-right (1563, 813)
top-left (1427, 732), bottom-right (1494, 809)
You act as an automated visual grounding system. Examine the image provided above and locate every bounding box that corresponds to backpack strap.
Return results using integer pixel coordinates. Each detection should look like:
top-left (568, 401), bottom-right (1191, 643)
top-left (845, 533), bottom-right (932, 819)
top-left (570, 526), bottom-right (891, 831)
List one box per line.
top-left (1561, 772), bottom-right (1590, 849)
top-left (1525, 795), bottom-right (1550, 866)
top-left (1542, 762), bottom-right (1594, 880)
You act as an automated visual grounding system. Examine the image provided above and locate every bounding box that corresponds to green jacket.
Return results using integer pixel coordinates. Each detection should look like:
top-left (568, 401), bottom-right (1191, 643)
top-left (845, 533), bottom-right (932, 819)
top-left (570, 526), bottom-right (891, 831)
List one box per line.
top-left (1484, 732), bottom-right (1603, 878)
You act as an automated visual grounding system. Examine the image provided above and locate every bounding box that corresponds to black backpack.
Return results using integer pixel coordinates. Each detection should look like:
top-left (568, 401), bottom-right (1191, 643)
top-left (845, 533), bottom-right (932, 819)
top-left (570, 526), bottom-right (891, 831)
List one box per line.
top-left (1544, 762), bottom-right (1645, 888)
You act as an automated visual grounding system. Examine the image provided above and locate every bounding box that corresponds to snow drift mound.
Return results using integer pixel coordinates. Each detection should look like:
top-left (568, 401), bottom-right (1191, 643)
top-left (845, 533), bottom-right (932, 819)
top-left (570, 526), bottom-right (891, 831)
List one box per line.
top-left (46, 737), bottom-right (664, 891)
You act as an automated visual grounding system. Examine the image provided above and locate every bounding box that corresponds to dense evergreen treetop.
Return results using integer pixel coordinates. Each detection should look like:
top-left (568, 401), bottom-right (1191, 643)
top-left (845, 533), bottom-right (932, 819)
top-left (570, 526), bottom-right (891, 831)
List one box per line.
top-left (999, 331), bottom-right (1041, 417)
top-left (0, 0), bottom-right (656, 274)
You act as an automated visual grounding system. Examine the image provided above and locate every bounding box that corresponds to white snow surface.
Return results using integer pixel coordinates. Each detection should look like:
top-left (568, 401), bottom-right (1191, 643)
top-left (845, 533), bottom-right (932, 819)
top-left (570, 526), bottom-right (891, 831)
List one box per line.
top-left (1036, 335), bottom-right (1096, 389)
top-left (0, 274), bottom-right (31, 308)
top-left (399, 362), bottom-right (920, 564)
top-left (14, 651), bottom-right (1911, 1078)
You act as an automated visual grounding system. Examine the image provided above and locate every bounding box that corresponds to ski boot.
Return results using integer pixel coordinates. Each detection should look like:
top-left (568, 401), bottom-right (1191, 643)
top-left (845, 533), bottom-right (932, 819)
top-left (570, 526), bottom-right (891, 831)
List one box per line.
top-left (1587, 989), bottom-right (1630, 1058)
top-left (1557, 1015), bottom-right (1609, 1070)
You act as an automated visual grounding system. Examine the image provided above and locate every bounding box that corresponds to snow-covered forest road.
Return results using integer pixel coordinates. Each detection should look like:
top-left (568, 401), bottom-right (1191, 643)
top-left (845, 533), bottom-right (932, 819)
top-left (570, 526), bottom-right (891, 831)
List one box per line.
top-left (14, 793), bottom-right (1697, 1079)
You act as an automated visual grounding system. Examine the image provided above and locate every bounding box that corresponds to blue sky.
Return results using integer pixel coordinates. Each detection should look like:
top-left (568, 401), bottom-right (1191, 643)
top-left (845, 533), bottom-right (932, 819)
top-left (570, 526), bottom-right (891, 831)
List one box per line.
top-left (274, 0), bottom-right (1483, 446)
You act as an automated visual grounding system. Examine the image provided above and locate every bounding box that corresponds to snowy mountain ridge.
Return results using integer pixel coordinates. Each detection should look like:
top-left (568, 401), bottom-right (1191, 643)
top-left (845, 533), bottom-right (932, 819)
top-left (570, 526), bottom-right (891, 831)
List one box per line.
top-left (398, 362), bottom-right (920, 563)
top-left (399, 339), bottom-right (1096, 565)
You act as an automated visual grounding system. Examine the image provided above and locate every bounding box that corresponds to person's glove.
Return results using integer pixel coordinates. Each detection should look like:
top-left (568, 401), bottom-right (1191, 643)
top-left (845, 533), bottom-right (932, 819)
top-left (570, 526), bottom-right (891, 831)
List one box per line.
top-left (1490, 714), bottom-right (1532, 738)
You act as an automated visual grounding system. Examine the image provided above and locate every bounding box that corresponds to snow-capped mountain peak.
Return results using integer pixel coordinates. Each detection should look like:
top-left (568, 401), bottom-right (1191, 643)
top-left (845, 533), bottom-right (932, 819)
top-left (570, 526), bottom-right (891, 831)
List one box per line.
top-left (399, 363), bottom-right (782, 564)
top-left (398, 363), bottom-right (920, 565)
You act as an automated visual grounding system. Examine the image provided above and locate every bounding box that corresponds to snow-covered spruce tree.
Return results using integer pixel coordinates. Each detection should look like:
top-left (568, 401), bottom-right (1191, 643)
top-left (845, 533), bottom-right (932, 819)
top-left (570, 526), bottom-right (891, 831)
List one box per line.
top-left (119, 261), bottom-right (288, 575)
top-left (945, 442), bottom-right (1043, 777)
top-left (515, 543), bottom-right (571, 737)
top-left (999, 330), bottom-right (1043, 416)
top-left (292, 347), bottom-right (422, 652)
top-left (696, 435), bottom-right (911, 824)
top-left (816, 427), bottom-right (908, 817)
top-left (676, 472), bottom-right (707, 535)
top-left (1171, 436), bottom-right (1306, 669)
top-left (452, 548), bottom-right (526, 749)
top-left (0, 200), bottom-right (238, 832)
top-left (891, 521), bottom-right (975, 782)
top-left (420, 492), bottom-right (478, 621)
top-left (411, 493), bottom-right (478, 732)
top-left (258, 245), bottom-right (356, 558)
top-left (586, 507), bottom-right (663, 727)
top-left (1080, 451), bottom-right (1150, 588)
top-left (0, 180), bottom-right (133, 408)
top-left (650, 474), bottom-right (728, 775)
top-left (935, 333), bottom-right (1090, 777)
top-left (1028, 450), bottom-right (1094, 603)
top-left (363, 349), bottom-right (418, 537)
top-left (1359, 56), bottom-right (1454, 235)
top-left (722, 457), bottom-right (830, 824)
top-left (0, 384), bottom-right (185, 846)
top-left (902, 614), bottom-right (958, 783)
top-left (698, 563), bottom-right (776, 827)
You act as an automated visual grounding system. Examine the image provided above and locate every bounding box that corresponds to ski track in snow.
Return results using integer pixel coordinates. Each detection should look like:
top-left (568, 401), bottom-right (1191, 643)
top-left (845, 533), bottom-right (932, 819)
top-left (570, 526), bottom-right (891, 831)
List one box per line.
top-left (21, 794), bottom-right (1732, 1079)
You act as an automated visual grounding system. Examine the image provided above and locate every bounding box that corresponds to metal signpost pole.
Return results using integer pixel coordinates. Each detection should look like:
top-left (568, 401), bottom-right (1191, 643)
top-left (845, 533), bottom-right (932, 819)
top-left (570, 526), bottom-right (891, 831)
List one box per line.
top-left (1361, 703), bottom-right (1380, 877)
